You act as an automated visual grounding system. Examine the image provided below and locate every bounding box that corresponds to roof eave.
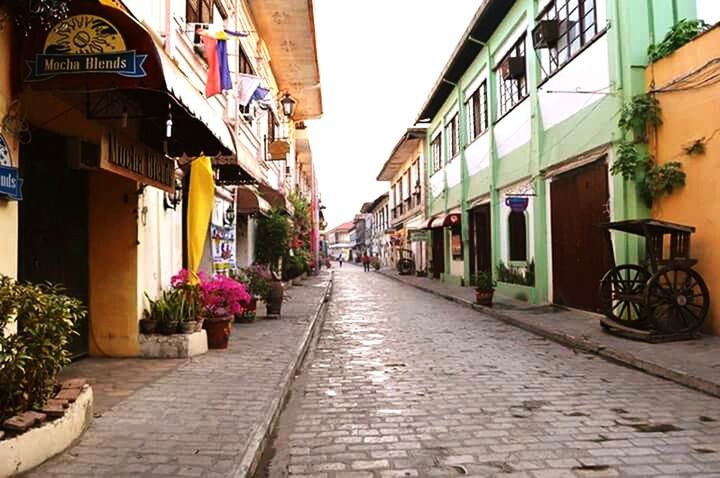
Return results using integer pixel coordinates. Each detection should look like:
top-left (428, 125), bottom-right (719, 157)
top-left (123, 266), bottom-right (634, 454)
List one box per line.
top-left (375, 127), bottom-right (428, 181)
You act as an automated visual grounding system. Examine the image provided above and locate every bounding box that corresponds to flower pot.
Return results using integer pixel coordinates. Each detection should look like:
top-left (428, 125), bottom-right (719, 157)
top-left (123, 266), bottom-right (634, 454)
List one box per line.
top-left (266, 281), bottom-right (284, 318)
top-left (475, 289), bottom-right (494, 306)
top-left (235, 298), bottom-right (257, 323)
top-left (203, 315), bottom-right (233, 349)
top-left (139, 318), bottom-right (158, 334)
top-left (195, 317), bottom-right (205, 332)
top-left (159, 320), bottom-right (179, 335)
top-left (180, 321), bottom-right (196, 334)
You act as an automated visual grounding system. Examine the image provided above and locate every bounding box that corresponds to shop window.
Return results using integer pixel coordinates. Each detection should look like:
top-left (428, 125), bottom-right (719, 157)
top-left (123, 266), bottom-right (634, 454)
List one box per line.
top-left (508, 211), bottom-right (527, 261)
top-left (451, 225), bottom-right (463, 258)
top-left (466, 80), bottom-right (488, 140)
top-left (496, 35), bottom-right (528, 117)
top-left (430, 134), bottom-right (442, 174)
top-left (539, 0), bottom-right (599, 76)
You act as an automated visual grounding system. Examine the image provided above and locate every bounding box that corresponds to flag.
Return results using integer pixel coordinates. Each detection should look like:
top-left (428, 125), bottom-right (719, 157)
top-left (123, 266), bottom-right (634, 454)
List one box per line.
top-left (201, 32), bottom-right (232, 98)
top-left (238, 73), bottom-right (261, 106)
top-left (224, 29), bottom-right (249, 37)
top-left (187, 156), bottom-right (215, 283)
top-left (251, 86), bottom-right (270, 103)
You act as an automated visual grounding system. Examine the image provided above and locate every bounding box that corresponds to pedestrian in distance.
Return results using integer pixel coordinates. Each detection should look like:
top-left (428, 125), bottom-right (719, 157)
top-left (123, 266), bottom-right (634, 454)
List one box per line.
top-left (362, 252), bottom-right (370, 272)
top-left (338, 254), bottom-right (343, 268)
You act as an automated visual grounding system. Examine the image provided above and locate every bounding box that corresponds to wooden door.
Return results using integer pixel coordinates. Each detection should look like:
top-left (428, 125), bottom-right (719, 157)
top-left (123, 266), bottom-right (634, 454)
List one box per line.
top-left (470, 204), bottom-right (492, 277)
top-left (550, 161), bottom-right (611, 312)
top-left (431, 229), bottom-right (445, 279)
top-left (19, 131), bottom-right (90, 358)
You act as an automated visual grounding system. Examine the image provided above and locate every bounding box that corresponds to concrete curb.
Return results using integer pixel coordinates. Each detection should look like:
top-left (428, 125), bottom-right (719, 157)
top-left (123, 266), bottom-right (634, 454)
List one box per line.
top-left (378, 270), bottom-right (720, 399)
top-left (232, 271), bottom-right (334, 478)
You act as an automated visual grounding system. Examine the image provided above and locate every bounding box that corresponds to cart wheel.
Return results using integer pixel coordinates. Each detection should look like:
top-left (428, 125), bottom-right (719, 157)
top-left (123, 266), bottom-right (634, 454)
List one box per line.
top-left (397, 258), bottom-right (414, 275)
top-left (646, 267), bottom-right (710, 333)
top-left (599, 265), bottom-right (650, 324)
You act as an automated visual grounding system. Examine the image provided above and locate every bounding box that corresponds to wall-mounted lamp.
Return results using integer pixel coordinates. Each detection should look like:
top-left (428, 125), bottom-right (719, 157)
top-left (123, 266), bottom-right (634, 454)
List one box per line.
top-left (224, 205), bottom-right (236, 226)
top-left (164, 179), bottom-right (182, 210)
top-left (413, 181), bottom-right (421, 198)
top-left (280, 93), bottom-right (297, 119)
top-left (166, 111), bottom-right (173, 138)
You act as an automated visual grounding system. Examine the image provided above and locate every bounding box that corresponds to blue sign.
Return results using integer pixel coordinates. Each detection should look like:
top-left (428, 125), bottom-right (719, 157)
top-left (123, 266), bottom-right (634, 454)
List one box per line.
top-left (0, 165), bottom-right (23, 201)
top-left (27, 51), bottom-right (148, 81)
top-left (505, 197), bottom-right (528, 213)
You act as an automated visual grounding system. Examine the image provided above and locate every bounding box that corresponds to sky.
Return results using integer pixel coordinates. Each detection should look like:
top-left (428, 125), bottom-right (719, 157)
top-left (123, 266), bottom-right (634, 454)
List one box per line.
top-left (306, 0), bottom-right (482, 230)
top-left (307, 0), bottom-right (720, 231)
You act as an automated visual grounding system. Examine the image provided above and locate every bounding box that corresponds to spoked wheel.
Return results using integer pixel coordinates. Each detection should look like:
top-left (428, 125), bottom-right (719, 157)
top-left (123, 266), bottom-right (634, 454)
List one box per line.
top-left (646, 267), bottom-right (710, 333)
top-left (397, 258), bottom-right (414, 275)
top-left (599, 265), bottom-right (651, 326)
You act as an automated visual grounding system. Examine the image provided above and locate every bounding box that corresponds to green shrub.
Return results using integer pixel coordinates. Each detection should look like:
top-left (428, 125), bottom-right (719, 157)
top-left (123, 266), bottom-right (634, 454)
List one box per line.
top-left (497, 260), bottom-right (535, 287)
top-left (0, 275), bottom-right (85, 420)
top-left (256, 208), bottom-right (290, 273)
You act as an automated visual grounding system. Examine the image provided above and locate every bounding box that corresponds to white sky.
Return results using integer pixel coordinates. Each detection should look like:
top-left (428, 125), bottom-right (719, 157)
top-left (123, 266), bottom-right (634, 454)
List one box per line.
top-left (307, 0), bottom-right (720, 231)
top-left (306, 0), bottom-right (482, 230)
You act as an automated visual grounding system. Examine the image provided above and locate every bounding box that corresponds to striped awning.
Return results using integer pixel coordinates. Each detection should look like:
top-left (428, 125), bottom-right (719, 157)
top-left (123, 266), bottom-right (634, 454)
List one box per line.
top-left (424, 212), bottom-right (461, 229)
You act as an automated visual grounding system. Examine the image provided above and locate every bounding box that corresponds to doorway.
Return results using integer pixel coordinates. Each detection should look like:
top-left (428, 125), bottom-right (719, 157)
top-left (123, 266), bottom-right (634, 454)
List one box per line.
top-left (550, 160), bottom-right (612, 312)
top-left (19, 130), bottom-right (90, 358)
top-left (431, 228), bottom-right (445, 279)
top-left (469, 204), bottom-right (492, 279)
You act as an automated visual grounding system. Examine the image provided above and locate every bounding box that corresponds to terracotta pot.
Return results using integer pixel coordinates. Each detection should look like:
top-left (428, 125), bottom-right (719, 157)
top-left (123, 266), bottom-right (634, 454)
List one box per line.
top-left (266, 281), bottom-right (284, 318)
top-left (235, 298), bottom-right (257, 323)
top-left (195, 317), bottom-right (205, 332)
top-left (203, 315), bottom-right (233, 349)
top-left (475, 289), bottom-right (494, 306)
top-left (139, 319), bottom-right (158, 334)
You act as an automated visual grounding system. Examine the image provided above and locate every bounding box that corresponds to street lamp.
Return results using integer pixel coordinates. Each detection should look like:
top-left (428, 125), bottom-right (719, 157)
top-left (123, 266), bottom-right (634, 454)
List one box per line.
top-left (280, 93), bottom-right (297, 118)
top-left (413, 181), bottom-right (421, 198)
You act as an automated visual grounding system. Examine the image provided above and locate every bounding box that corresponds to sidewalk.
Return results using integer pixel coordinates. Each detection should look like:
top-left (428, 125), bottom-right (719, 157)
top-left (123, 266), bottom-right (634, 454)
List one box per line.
top-left (378, 268), bottom-right (720, 398)
top-left (30, 271), bottom-right (333, 478)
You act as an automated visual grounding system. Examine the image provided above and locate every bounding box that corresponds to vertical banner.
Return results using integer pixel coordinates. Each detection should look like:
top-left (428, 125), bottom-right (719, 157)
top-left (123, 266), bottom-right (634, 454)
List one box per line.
top-left (187, 156), bottom-right (215, 282)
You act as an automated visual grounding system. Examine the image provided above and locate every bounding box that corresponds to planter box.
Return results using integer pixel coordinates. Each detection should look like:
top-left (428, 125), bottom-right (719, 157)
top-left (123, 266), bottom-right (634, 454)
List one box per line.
top-left (496, 282), bottom-right (538, 303)
top-left (139, 330), bottom-right (208, 358)
top-left (0, 386), bottom-right (93, 477)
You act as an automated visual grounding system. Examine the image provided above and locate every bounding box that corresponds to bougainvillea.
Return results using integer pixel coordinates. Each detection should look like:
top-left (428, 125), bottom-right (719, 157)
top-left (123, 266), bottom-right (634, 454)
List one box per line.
top-left (200, 274), bottom-right (251, 317)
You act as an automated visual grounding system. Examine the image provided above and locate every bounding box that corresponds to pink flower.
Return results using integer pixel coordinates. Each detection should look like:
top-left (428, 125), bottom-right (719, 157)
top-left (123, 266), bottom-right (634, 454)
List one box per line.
top-left (199, 274), bottom-right (252, 316)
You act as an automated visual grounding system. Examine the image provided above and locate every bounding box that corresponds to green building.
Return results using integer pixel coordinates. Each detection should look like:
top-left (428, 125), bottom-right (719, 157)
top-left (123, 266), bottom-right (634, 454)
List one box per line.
top-left (418, 0), bottom-right (700, 312)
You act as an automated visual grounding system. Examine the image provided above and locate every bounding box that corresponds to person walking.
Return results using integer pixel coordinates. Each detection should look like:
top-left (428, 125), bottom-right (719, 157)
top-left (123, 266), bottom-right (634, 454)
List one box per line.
top-left (338, 254), bottom-right (343, 268)
top-left (362, 252), bottom-right (370, 272)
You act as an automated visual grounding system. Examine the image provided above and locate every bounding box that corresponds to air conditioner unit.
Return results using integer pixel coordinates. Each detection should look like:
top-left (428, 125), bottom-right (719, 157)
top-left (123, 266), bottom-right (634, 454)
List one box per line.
top-left (67, 138), bottom-right (100, 171)
top-left (500, 56), bottom-right (526, 81)
top-left (532, 20), bottom-right (560, 49)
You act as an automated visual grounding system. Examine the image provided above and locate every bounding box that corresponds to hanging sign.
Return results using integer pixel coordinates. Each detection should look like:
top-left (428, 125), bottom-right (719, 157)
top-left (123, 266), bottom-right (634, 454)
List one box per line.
top-left (101, 133), bottom-right (175, 192)
top-left (505, 197), bottom-right (529, 213)
top-left (0, 134), bottom-right (22, 201)
top-left (26, 14), bottom-right (147, 81)
top-left (211, 224), bottom-right (237, 273)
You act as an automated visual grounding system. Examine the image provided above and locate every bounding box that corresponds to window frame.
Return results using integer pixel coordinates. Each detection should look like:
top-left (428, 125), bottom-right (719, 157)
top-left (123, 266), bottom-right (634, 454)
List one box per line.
top-left (496, 34), bottom-right (528, 119)
top-left (187, 0), bottom-right (215, 24)
top-left (445, 113), bottom-right (459, 161)
top-left (430, 133), bottom-right (442, 174)
top-left (465, 80), bottom-right (489, 141)
top-left (538, 0), bottom-right (599, 78)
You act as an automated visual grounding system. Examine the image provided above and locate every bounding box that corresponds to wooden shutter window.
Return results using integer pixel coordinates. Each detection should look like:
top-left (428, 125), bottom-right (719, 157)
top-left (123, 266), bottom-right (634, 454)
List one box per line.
top-left (187, 0), bottom-right (200, 23)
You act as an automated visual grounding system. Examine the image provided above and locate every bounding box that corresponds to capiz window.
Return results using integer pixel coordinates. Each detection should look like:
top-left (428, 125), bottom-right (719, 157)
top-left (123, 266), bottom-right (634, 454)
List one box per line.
top-left (508, 211), bottom-right (527, 261)
top-left (539, 0), bottom-right (599, 75)
top-left (496, 35), bottom-right (528, 117)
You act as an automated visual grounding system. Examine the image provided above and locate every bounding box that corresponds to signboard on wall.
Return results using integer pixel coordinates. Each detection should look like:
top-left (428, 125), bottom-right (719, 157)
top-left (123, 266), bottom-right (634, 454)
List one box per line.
top-left (211, 224), bottom-right (236, 273)
top-left (26, 14), bottom-right (148, 82)
top-left (0, 134), bottom-right (22, 201)
top-left (451, 232), bottom-right (462, 258)
top-left (101, 133), bottom-right (175, 192)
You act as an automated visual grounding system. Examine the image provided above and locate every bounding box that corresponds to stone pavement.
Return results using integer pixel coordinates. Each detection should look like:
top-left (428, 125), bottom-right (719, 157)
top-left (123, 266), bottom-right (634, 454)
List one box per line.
top-left (271, 266), bottom-right (720, 477)
top-left (29, 271), bottom-right (332, 478)
top-left (378, 268), bottom-right (720, 399)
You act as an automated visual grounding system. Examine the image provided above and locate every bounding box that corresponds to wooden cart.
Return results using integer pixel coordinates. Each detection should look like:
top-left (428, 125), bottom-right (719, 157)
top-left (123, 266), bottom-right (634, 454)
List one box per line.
top-left (397, 248), bottom-right (415, 276)
top-left (598, 220), bottom-right (710, 342)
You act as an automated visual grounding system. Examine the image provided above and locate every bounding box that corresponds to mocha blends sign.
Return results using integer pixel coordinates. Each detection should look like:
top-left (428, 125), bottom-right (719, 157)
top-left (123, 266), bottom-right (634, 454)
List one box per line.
top-left (102, 134), bottom-right (175, 193)
top-left (26, 14), bottom-right (147, 81)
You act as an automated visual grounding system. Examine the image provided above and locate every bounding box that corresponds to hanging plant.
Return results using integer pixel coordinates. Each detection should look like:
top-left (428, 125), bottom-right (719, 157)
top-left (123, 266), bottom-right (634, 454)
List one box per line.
top-left (610, 141), bottom-right (646, 180)
top-left (648, 19), bottom-right (709, 63)
top-left (0, 0), bottom-right (71, 35)
top-left (618, 94), bottom-right (662, 143)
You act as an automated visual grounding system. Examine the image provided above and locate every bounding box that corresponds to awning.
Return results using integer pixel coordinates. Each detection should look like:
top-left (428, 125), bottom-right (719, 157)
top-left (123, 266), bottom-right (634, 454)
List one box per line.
top-left (236, 186), bottom-right (271, 216)
top-left (19, 0), bottom-right (235, 158)
top-left (424, 212), bottom-right (461, 229)
top-left (257, 182), bottom-right (292, 213)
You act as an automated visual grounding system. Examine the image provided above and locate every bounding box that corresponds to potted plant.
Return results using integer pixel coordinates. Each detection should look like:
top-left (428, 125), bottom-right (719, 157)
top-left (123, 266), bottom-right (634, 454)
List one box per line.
top-left (171, 269), bottom-right (205, 331)
top-left (472, 270), bottom-right (496, 306)
top-left (200, 275), bottom-right (251, 348)
top-left (255, 208), bottom-right (290, 318)
top-left (236, 265), bottom-right (272, 322)
top-left (139, 309), bottom-right (158, 334)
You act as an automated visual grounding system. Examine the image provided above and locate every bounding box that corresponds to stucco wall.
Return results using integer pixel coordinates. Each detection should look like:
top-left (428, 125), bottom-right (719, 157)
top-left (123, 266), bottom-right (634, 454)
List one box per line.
top-left (648, 26), bottom-right (720, 334)
top-left (89, 171), bottom-right (140, 357)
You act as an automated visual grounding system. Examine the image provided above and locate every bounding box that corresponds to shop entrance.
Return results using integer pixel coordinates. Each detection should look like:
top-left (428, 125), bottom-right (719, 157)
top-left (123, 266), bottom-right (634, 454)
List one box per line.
top-left (469, 204), bottom-right (492, 279)
top-left (431, 228), bottom-right (445, 279)
top-left (18, 130), bottom-right (90, 359)
top-left (550, 160), bottom-right (612, 312)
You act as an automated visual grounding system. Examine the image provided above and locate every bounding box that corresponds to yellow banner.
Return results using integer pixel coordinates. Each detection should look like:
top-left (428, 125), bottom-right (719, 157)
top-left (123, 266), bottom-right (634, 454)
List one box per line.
top-left (187, 156), bottom-right (215, 282)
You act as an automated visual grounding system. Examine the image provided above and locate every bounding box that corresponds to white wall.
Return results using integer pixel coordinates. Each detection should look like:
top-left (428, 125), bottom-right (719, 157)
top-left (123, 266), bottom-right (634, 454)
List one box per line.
top-left (495, 100), bottom-right (531, 158)
top-left (446, 156), bottom-right (462, 188)
top-left (466, 132), bottom-right (491, 176)
top-left (538, 37), bottom-right (611, 130)
top-left (430, 167), bottom-right (445, 198)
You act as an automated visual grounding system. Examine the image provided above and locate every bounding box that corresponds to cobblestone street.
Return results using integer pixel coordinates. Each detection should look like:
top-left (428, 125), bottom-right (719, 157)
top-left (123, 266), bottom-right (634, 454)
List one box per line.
top-left (268, 266), bottom-right (720, 478)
